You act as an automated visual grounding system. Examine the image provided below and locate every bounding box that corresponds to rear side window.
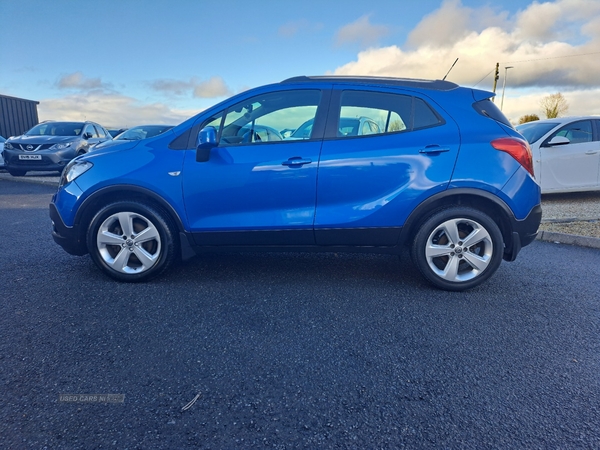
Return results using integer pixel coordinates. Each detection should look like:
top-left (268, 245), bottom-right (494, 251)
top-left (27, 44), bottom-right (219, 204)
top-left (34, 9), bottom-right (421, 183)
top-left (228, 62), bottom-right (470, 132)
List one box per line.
top-left (334, 91), bottom-right (443, 139)
top-left (473, 99), bottom-right (512, 128)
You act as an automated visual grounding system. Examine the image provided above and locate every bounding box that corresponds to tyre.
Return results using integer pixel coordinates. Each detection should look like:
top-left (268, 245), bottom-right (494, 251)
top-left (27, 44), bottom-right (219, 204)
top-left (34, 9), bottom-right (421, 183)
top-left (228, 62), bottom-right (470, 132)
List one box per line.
top-left (411, 207), bottom-right (504, 291)
top-left (8, 168), bottom-right (27, 177)
top-left (86, 200), bottom-right (178, 282)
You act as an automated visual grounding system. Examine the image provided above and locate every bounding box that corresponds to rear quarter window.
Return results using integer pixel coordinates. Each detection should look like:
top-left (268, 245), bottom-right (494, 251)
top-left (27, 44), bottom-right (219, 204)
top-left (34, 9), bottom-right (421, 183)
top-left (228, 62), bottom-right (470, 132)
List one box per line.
top-left (473, 99), bottom-right (513, 128)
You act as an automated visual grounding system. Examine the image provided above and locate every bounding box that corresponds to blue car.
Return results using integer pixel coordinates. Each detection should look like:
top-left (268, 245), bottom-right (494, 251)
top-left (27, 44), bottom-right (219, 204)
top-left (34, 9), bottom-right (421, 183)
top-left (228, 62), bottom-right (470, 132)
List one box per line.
top-left (50, 76), bottom-right (541, 291)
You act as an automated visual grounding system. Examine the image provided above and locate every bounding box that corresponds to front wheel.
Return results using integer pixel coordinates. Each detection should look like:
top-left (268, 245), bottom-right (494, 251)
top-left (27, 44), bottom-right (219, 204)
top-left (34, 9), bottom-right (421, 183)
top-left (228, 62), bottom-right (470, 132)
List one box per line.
top-left (411, 207), bottom-right (504, 291)
top-left (86, 200), bottom-right (177, 282)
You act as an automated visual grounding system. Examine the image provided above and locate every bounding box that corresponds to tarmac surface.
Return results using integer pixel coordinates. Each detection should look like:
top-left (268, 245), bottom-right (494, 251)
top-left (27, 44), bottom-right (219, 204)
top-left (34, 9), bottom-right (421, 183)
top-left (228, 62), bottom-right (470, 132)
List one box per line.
top-left (2, 180), bottom-right (600, 448)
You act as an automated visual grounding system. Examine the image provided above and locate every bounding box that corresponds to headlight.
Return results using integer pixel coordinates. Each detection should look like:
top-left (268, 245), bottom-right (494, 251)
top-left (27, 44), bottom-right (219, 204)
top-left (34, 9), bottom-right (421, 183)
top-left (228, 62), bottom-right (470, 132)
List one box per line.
top-left (50, 142), bottom-right (72, 150)
top-left (4, 142), bottom-right (13, 150)
top-left (59, 160), bottom-right (93, 188)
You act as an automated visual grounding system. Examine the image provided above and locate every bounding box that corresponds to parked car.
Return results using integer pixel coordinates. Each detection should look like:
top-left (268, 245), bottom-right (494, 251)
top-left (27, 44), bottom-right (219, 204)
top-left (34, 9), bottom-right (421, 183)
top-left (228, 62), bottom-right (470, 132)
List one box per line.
top-left (50, 76), bottom-right (541, 291)
top-left (516, 116), bottom-right (600, 193)
top-left (91, 125), bottom-right (174, 151)
top-left (107, 128), bottom-right (128, 138)
top-left (289, 116), bottom-right (381, 140)
top-left (3, 121), bottom-right (112, 176)
top-left (0, 135), bottom-right (5, 168)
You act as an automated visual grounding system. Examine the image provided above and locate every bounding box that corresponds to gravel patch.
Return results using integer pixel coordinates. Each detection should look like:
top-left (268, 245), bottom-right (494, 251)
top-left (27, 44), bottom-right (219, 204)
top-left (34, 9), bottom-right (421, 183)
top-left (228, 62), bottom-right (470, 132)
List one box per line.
top-left (538, 220), bottom-right (600, 239)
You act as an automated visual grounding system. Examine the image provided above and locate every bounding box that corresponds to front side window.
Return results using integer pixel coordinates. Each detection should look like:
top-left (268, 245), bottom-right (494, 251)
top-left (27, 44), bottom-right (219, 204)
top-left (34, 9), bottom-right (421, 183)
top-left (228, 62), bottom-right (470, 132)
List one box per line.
top-left (218, 90), bottom-right (321, 145)
top-left (548, 120), bottom-right (593, 145)
top-left (84, 124), bottom-right (98, 138)
top-left (335, 91), bottom-right (442, 139)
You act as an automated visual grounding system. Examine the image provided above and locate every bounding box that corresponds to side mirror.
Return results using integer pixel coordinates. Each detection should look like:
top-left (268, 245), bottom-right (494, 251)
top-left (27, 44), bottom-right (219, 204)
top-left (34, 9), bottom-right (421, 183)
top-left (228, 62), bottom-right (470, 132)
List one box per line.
top-left (196, 126), bottom-right (217, 162)
top-left (546, 136), bottom-right (570, 146)
top-left (83, 132), bottom-right (93, 139)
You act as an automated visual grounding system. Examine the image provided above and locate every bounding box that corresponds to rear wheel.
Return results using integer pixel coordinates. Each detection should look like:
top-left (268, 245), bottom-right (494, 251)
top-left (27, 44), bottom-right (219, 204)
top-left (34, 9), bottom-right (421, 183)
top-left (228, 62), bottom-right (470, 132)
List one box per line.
top-left (411, 207), bottom-right (504, 291)
top-left (8, 169), bottom-right (26, 177)
top-left (86, 200), bottom-right (177, 282)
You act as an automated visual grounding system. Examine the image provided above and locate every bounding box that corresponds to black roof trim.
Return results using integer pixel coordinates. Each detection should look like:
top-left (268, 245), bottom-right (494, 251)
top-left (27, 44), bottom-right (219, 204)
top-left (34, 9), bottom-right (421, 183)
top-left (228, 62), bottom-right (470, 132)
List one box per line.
top-left (281, 76), bottom-right (459, 91)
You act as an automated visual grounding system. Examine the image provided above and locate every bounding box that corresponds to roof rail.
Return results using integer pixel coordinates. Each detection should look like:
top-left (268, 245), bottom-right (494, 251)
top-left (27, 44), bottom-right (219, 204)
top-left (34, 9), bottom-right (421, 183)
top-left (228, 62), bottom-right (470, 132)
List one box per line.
top-left (280, 75), bottom-right (459, 91)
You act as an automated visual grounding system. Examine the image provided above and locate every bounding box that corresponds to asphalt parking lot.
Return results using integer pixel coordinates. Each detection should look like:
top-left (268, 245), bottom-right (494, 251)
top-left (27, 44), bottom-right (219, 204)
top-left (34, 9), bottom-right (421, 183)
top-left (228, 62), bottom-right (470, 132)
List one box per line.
top-left (1, 178), bottom-right (600, 448)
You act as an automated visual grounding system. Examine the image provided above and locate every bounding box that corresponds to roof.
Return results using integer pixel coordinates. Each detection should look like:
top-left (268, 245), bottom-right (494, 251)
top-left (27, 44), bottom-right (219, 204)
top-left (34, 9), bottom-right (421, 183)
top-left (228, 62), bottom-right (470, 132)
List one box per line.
top-left (281, 76), bottom-right (459, 91)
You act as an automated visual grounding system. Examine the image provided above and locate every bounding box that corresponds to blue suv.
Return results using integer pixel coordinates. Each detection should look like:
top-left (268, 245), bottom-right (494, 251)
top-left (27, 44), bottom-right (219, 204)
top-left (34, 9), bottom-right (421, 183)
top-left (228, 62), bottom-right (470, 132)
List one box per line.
top-left (49, 76), bottom-right (541, 291)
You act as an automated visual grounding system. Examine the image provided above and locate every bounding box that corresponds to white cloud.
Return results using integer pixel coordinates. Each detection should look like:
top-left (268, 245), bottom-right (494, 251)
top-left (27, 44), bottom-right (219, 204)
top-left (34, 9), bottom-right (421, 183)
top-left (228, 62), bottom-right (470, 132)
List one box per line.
top-left (57, 72), bottom-right (110, 90)
top-left (193, 76), bottom-right (232, 98)
top-left (335, 15), bottom-right (390, 48)
top-left (150, 76), bottom-right (232, 99)
top-left (38, 92), bottom-right (196, 128)
top-left (334, 0), bottom-right (600, 97)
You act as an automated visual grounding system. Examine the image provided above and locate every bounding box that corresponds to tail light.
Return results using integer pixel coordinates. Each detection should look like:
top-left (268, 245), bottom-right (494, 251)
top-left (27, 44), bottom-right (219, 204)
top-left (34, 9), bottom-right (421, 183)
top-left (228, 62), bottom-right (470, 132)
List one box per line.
top-left (491, 137), bottom-right (534, 177)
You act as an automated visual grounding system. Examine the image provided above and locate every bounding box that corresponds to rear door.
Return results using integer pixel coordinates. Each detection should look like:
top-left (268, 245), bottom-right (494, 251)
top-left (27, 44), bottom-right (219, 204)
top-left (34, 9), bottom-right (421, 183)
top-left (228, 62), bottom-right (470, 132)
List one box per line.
top-left (314, 86), bottom-right (461, 246)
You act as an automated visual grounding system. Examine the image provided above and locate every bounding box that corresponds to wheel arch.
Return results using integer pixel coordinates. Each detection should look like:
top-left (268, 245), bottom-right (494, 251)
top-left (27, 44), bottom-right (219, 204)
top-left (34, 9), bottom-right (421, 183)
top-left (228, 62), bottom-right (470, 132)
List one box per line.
top-left (399, 188), bottom-right (516, 252)
top-left (74, 185), bottom-right (186, 238)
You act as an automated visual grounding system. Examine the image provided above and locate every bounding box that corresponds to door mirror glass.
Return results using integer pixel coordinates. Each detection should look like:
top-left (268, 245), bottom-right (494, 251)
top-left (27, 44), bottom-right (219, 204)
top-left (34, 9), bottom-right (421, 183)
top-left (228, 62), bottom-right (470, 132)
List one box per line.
top-left (196, 126), bottom-right (217, 162)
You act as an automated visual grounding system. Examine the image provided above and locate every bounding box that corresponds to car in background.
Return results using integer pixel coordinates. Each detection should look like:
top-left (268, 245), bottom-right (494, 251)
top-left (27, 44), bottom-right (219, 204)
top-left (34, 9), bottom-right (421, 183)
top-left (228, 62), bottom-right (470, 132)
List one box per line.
top-left (516, 116), bottom-right (600, 193)
top-left (50, 76), bottom-right (541, 291)
top-left (3, 121), bottom-right (112, 176)
top-left (0, 135), bottom-right (5, 168)
top-left (107, 128), bottom-right (128, 138)
top-left (91, 125), bottom-right (174, 151)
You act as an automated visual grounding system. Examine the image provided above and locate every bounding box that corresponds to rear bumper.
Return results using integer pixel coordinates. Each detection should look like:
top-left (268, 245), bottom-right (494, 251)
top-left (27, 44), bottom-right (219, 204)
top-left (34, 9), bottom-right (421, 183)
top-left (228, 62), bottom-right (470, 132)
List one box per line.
top-left (503, 203), bottom-right (542, 261)
top-left (49, 202), bottom-right (88, 256)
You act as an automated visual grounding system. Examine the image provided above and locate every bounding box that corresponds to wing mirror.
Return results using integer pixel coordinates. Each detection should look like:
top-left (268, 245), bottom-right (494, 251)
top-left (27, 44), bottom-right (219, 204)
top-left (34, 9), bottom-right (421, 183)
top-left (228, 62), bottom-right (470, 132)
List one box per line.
top-left (83, 132), bottom-right (93, 139)
top-left (546, 136), bottom-right (570, 146)
top-left (196, 126), bottom-right (217, 162)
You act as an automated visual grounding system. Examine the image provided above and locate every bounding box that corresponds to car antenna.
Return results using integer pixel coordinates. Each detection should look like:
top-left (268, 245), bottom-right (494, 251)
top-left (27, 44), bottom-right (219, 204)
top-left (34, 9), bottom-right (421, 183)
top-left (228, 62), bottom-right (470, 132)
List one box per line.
top-left (442, 58), bottom-right (459, 81)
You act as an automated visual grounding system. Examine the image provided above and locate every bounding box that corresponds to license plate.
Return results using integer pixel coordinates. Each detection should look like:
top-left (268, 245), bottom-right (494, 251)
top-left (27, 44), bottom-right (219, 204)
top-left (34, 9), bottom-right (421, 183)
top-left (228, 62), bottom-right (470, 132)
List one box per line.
top-left (18, 154), bottom-right (42, 160)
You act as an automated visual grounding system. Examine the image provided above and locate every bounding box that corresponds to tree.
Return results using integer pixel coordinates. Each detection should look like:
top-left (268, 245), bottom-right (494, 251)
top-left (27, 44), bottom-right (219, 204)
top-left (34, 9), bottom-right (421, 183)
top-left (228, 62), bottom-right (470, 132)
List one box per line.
top-left (518, 114), bottom-right (540, 124)
top-left (540, 93), bottom-right (568, 119)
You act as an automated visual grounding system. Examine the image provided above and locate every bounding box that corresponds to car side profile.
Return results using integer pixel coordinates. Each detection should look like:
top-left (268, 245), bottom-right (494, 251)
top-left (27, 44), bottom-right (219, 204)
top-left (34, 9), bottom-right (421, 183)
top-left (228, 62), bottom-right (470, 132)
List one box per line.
top-left (516, 116), bottom-right (600, 193)
top-left (3, 121), bottom-right (111, 176)
top-left (50, 76), bottom-right (541, 291)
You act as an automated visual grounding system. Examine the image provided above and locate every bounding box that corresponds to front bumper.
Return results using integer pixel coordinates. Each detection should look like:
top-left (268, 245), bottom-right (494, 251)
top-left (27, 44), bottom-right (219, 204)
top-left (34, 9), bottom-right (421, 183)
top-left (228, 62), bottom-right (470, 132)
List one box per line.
top-left (4, 148), bottom-right (75, 172)
top-left (49, 202), bottom-right (88, 256)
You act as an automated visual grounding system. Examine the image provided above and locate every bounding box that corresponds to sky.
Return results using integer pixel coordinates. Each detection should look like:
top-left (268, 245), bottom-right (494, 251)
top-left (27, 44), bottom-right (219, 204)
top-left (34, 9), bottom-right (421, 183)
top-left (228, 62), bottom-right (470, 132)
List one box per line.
top-left (1, 0), bottom-right (600, 128)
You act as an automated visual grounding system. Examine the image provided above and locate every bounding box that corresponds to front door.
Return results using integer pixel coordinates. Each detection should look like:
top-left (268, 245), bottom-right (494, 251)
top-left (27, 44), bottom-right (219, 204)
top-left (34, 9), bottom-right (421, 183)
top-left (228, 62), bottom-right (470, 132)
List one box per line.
top-left (182, 88), bottom-right (328, 246)
top-left (540, 119), bottom-right (600, 192)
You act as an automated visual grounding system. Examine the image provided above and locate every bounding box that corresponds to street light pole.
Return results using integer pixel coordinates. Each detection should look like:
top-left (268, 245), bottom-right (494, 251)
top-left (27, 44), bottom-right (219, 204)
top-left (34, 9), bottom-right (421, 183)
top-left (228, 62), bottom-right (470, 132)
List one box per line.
top-left (500, 66), bottom-right (514, 111)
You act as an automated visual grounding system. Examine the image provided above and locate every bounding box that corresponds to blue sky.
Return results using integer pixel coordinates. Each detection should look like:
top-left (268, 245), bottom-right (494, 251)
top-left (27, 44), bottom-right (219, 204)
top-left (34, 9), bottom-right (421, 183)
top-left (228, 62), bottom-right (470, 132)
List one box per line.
top-left (1, 0), bottom-right (599, 127)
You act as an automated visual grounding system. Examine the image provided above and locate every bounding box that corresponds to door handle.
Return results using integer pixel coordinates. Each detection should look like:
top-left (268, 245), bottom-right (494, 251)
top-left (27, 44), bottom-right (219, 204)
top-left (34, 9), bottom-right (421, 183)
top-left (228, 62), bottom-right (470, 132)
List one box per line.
top-left (282, 157), bottom-right (312, 167)
top-left (585, 150), bottom-right (599, 155)
top-left (419, 145), bottom-right (450, 154)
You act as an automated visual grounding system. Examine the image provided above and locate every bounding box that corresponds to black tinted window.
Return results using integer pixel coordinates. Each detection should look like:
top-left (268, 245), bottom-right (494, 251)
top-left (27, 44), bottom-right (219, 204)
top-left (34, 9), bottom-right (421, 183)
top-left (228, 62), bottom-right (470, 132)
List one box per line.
top-left (414, 98), bottom-right (442, 129)
top-left (473, 99), bottom-right (512, 127)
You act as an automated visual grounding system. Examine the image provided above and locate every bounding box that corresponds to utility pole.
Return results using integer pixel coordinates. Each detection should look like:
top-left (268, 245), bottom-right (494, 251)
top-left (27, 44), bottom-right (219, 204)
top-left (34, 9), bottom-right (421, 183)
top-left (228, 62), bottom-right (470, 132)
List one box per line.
top-left (491, 62), bottom-right (499, 102)
top-left (500, 66), bottom-right (514, 111)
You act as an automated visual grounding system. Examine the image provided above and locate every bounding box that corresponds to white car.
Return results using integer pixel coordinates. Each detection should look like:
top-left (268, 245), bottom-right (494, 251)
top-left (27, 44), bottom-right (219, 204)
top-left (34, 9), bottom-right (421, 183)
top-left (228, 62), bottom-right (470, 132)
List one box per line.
top-left (516, 116), bottom-right (600, 194)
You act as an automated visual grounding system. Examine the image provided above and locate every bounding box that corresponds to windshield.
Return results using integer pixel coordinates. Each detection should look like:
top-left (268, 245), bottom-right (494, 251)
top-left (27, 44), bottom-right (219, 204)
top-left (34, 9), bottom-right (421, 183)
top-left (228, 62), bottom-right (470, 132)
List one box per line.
top-left (116, 125), bottom-right (173, 141)
top-left (26, 122), bottom-right (84, 137)
top-left (516, 122), bottom-right (559, 144)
